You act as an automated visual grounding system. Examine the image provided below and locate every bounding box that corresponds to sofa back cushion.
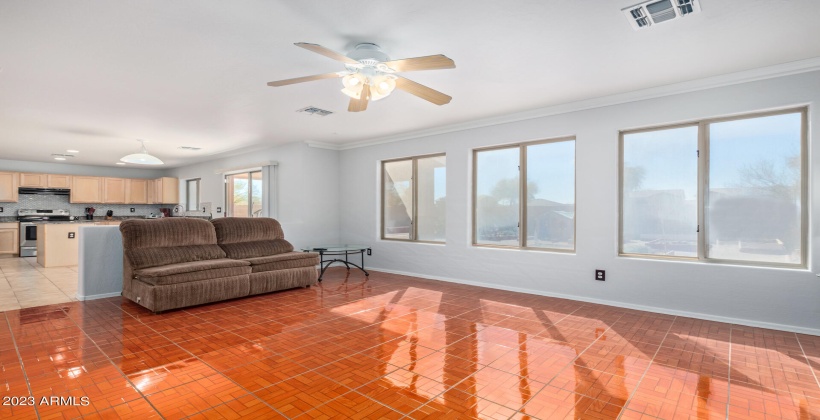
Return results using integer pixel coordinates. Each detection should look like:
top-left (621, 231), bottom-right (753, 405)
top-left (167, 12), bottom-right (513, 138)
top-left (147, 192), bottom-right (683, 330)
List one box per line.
top-left (120, 218), bottom-right (226, 269)
top-left (211, 217), bottom-right (294, 259)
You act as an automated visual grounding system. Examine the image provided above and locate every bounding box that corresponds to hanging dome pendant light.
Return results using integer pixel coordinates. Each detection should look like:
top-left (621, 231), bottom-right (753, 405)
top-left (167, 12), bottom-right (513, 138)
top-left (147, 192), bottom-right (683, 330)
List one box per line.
top-left (120, 140), bottom-right (164, 165)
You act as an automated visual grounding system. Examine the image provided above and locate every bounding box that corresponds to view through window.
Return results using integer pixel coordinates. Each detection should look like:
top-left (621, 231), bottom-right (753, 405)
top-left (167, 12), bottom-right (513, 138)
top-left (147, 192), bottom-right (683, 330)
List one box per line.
top-left (186, 178), bottom-right (200, 211)
top-left (620, 109), bottom-right (805, 266)
top-left (382, 155), bottom-right (446, 242)
top-left (474, 138), bottom-right (576, 250)
top-left (225, 171), bottom-right (263, 217)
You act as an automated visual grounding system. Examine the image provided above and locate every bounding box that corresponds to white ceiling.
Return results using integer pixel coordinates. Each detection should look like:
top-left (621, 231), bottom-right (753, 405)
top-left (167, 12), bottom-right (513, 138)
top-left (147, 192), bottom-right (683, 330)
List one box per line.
top-left (1, 1), bottom-right (819, 168)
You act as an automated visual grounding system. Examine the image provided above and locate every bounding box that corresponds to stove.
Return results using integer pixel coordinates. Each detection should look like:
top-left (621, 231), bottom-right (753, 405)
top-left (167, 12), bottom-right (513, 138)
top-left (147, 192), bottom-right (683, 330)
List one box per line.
top-left (17, 209), bottom-right (74, 257)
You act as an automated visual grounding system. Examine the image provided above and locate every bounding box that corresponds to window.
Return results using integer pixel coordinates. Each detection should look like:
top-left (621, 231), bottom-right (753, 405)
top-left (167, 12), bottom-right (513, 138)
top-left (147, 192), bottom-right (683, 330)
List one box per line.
top-left (473, 137), bottom-right (576, 251)
top-left (225, 171), bottom-right (263, 217)
top-left (382, 154), bottom-right (446, 242)
top-left (185, 178), bottom-right (200, 211)
top-left (620, 108), bottom-right (806, 266)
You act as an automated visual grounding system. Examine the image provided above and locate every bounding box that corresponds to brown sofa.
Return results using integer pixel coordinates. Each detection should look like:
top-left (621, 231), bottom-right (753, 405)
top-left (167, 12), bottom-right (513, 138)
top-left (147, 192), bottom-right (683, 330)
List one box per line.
top-left (120, 217), bottom-right (318, 313)
top-left (211, 217), bottom-right (319, 295)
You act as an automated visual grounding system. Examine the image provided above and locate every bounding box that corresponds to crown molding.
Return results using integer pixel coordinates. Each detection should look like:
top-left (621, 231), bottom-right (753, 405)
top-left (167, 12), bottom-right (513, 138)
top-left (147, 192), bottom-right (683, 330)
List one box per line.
top-left (305, 141), bottom-right (342, 150)
top-left (337, 56), bottom-right (820, 151)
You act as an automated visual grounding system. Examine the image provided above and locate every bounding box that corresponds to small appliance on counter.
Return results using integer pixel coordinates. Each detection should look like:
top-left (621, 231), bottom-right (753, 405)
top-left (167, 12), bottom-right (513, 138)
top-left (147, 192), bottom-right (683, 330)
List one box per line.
top-left (159, 208), bottom-right (171, 218)
top-left (85, 207), bottom-right (96, 220)
top-left (145, 213), bottom-right (160, 219)
top-left (105, 210), bottom-right (114, 220)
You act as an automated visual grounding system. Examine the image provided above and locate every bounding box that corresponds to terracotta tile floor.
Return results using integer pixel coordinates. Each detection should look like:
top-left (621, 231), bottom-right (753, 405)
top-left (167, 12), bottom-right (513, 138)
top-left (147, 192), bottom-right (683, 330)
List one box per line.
top-left (0, 268), bottom-right (818, 419)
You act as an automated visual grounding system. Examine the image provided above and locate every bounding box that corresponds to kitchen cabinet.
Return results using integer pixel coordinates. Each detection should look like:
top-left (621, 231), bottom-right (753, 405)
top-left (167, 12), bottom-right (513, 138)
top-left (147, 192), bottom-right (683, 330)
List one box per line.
top-left (0, 223), bottom-right (19, 255)
top-left (103, 178), bottom-right (126, 203)
top-left (0, 172), bottom-right (18, 202)
top-left (126, 179), bottom-right (149, 204)
top-left (37, 224), bottom-right (78, 267)
top-left (19, 173), bottom-right (47, 188)
top-left (47, 174), bottom-right (71, 188)
top-left (154, 177), bottom-right (179, 204)
top-left (70, 176), bottom-right (103, 203)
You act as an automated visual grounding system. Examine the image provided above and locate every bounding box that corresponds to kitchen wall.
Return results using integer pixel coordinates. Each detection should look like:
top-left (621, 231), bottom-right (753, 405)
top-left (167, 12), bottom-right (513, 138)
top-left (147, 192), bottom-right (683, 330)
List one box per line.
top-left (2, 194), bottom-right (169, 218)
top-left (0, 158), bottom-right (166, 178)
top-left (167, 142), bottom-right (341, 249)
top-left (338, 70), bottom-right (820, 334)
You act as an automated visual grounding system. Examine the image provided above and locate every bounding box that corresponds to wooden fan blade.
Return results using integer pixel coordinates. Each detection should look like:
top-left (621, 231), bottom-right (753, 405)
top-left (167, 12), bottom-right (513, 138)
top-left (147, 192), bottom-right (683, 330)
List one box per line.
top-left (295, 42), bottom-right (359, 65)
top-left (348, 84), bottom-right (371, 112)
top-left (394, 77), bottom-right (452, 105)
top-left (383, 55), bottom-right (455, 72)
top-left (267, 72), bottom-right (346, 87)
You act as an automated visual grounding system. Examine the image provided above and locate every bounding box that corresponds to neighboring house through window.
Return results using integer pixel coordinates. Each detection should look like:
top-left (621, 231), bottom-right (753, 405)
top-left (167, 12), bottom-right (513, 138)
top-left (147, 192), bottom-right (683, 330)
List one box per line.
top-left (473, 137), bottom-right (576, 251)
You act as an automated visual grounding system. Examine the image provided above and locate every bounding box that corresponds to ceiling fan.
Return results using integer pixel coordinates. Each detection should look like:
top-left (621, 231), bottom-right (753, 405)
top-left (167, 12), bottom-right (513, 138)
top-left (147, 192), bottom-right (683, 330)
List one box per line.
top-left (267, 43), bottom-right (455, 112)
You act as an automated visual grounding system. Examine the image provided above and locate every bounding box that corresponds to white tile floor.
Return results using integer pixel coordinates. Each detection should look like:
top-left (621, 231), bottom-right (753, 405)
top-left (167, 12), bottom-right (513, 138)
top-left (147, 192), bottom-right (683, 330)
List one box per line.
top-left (0, 256), bottom-right (77, 311)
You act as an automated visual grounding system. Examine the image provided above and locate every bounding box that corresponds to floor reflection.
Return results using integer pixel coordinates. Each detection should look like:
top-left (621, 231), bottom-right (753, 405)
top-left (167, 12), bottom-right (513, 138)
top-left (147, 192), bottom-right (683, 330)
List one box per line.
top-left (0, 268), bottom-right (817, 419)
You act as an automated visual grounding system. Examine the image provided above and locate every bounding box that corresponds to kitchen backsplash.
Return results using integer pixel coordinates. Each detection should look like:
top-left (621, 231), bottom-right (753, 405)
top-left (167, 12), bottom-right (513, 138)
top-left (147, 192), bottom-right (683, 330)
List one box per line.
top-left (0, 194), bottom-right (179, 218)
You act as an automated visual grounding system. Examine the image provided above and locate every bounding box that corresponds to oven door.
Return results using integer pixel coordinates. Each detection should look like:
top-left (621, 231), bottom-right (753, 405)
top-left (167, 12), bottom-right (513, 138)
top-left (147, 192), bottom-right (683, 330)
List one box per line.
top-left (20, 222), bottom-right (37, 248)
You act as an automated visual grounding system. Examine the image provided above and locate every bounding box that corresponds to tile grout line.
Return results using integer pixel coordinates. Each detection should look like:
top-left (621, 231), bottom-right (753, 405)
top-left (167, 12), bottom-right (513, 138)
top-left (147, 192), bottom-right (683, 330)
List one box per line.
top-left (58, 304), bottom-right (168, 419)
top-left (502, 306), bottom-right (625, 418)
top-left (4, 311), bottom-right (42, 420)
top-left (794, 333), bottom-right (820, 389)
top-left (146, 306), bottom-right (292, 418)
top-left (615, 315), bottom-right (678, 420)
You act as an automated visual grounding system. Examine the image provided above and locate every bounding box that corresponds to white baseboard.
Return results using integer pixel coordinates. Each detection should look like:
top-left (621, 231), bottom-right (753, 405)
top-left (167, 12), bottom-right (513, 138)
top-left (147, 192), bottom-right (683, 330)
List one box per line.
top-left (369, 267), bottom-right (820, 337)
top-left (76, 291), bottom-right (121, 301)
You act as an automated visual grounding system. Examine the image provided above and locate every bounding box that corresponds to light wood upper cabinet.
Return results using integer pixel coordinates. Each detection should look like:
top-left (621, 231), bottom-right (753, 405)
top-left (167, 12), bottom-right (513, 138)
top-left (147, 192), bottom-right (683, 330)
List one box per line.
top-left (0, 172), bottom-right (18, 202)
top-left (70, 176), bottom-right (103, 203)
top-left (19, 173), bottom-right (47, 188)
top-left (0, 223), bottom-right (19, 255)
top-left (155, 177), bottom-right (179, 204)
top-left (47, 174), bottom-right (71, 188)
top-left (126, 179), bottom-right (149, 204)
top-left (103, 178), bottom-right (126, 203)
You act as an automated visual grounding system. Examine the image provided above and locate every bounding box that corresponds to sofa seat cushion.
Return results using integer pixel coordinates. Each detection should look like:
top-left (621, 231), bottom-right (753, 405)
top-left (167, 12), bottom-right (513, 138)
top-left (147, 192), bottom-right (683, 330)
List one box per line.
top-left (135, 259), bottom-right (251, 286)
top-left (244, 252), bottom-right (319, 273)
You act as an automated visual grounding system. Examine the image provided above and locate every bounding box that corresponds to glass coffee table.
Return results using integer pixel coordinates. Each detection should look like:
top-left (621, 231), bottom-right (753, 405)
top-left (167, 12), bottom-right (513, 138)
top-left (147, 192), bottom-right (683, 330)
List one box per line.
top-left (302, 245), bottom-right (371, 281)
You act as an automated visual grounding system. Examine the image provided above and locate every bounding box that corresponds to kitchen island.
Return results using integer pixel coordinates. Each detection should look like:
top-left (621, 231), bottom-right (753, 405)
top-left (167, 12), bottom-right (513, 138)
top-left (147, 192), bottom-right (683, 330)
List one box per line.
top-left (35, 220), bottom-right (122, 267)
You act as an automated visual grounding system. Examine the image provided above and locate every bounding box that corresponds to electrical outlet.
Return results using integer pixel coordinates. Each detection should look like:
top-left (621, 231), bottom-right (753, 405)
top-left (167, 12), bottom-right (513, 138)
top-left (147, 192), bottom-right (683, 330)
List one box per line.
top-left (68, 232), bottom-right (75, 239)
top-left (367, 248), bottom-right (372, 256)
top-left (595, 270), bottom-right (605, 281)
top-left (130, 208), bottom-right (135, 212)
top-left (202, 207), bottom-right (206, 213)
top-left (0, 207), bottom-right (3, 212)
top-left (216, 207), bottom-right (222, 213)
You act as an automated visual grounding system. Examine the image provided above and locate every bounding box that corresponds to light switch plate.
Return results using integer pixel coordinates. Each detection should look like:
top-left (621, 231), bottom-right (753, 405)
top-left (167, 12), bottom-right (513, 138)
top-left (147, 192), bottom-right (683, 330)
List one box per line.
top-left (68, 232), bottom-right (76, 239)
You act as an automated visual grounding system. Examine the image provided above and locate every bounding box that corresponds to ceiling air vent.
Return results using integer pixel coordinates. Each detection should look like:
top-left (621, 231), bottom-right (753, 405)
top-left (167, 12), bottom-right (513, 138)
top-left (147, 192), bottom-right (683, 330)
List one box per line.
top-left (178, 146), bottom-right (202, 151)
top-left (623, 0), bottom-right (701, 30)
top-left (297, 106), bottom-right (333, 117)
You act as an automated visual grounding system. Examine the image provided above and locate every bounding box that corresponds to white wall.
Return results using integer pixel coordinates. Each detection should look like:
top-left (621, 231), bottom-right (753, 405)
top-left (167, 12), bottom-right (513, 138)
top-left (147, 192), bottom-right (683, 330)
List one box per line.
top-left (0, 158), bottom-right (166, 178)
top-left (338, 70), bottom-right (820, 334)
top-left (167, 142), bottom-right (340, 249)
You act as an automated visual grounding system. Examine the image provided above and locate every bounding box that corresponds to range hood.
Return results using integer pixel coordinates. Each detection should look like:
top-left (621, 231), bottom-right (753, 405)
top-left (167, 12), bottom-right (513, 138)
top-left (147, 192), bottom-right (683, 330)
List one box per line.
top-left (18, 187), bottom-right (70, 196)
